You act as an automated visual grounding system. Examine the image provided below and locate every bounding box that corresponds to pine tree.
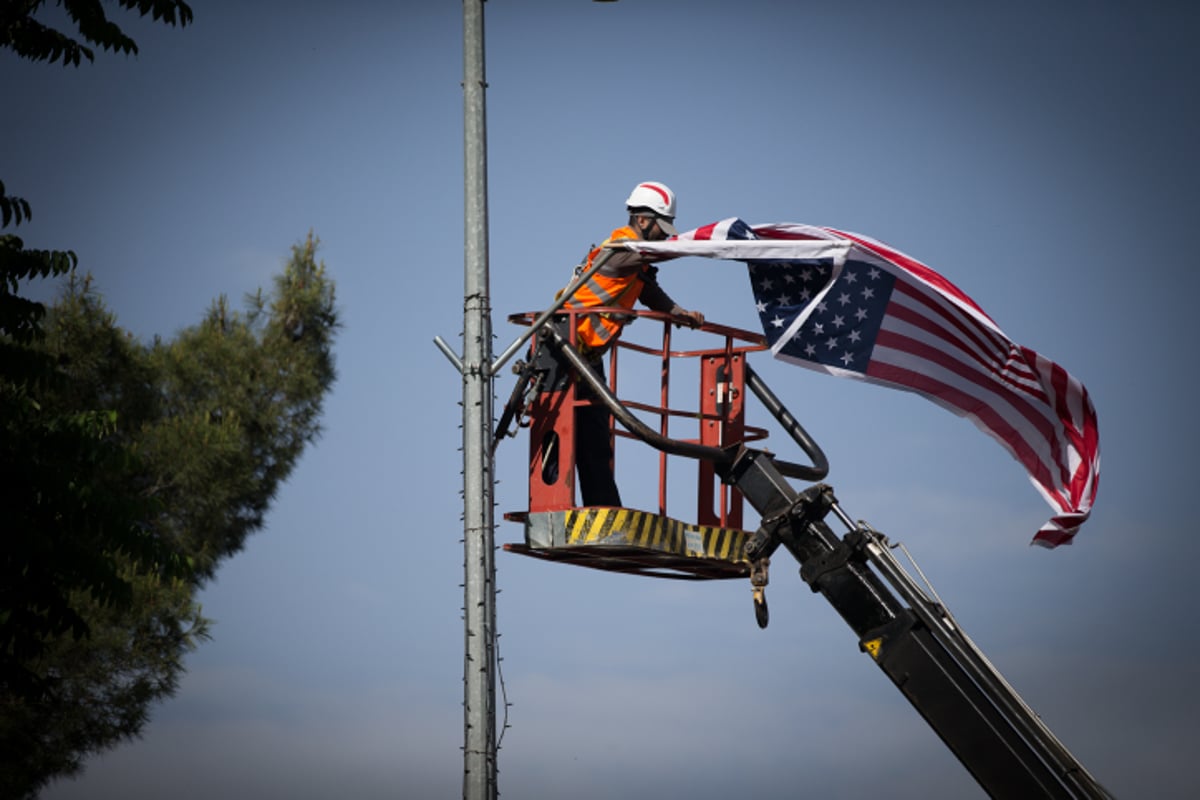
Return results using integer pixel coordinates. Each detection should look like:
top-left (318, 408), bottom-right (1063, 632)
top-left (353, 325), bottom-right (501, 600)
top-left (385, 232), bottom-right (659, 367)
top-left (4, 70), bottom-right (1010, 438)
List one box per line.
top-left (2, 9), bottom-right (342, 796)
top-left (0, 231), bottom-right (340, 799)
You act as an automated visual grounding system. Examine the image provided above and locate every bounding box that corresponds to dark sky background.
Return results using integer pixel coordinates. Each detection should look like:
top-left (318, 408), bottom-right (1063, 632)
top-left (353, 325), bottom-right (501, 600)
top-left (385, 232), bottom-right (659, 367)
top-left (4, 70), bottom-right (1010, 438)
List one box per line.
top-left (6, 1), bottom-right (1198, 798)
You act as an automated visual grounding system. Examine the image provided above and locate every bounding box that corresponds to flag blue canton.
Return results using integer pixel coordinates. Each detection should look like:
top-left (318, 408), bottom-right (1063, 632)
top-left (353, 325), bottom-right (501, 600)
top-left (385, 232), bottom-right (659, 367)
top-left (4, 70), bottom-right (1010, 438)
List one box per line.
top-left (748, 259), bottom-right (896, 373)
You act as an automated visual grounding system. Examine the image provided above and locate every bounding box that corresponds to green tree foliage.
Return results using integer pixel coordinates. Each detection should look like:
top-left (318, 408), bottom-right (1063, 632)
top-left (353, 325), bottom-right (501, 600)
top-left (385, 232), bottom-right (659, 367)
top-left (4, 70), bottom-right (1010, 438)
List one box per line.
top-left (1, 0), bottom-right (192, 67)
top-left (1, 9), bottom-right (341, 797)
top-left (0, 567), bottom-right (207, 798)
top-left (0, 182), bottom-right (155, 690)
top-left (0, 180), bottom-right (78, 346)
top-left (144, 234), bottom-right (340, 576)
top-left (0, 228), bottom-right (340, 798)
top-left (1, 177), bottom-right (202, 800)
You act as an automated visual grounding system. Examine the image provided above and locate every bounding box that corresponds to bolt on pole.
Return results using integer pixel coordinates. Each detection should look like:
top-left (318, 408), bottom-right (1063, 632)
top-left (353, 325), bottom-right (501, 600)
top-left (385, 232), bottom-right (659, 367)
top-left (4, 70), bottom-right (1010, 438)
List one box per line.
top-left (461, 1), bottom-right (497, 799)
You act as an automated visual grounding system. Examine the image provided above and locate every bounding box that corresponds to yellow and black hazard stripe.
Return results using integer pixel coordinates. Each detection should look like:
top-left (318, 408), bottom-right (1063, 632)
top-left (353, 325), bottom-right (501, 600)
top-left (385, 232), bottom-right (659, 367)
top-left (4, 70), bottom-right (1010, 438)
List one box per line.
top-left (562, 507), bottom-right (750, 565)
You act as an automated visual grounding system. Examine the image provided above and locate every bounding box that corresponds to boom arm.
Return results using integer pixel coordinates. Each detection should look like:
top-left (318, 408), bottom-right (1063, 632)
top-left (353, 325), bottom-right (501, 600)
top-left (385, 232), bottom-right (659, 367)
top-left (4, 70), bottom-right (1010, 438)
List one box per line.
top-left (722, 450), bottom-right (1111, 799)
top-left (544, 329), bottom-right (1112, 799)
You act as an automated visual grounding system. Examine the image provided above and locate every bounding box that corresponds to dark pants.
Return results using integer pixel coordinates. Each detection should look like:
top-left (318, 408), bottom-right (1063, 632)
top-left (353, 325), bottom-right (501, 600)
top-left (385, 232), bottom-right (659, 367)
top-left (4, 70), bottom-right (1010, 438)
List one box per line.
top-left (532, 325), bottom-right (622, 507)
top-left (574, 361), bottom-right (622, 507)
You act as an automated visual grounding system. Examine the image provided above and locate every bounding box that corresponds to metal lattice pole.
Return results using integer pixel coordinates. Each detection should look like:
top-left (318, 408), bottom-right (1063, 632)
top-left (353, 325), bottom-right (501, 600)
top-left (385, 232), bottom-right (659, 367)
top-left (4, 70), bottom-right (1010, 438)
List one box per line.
top-left (461, 0), bottom-right (496, 798)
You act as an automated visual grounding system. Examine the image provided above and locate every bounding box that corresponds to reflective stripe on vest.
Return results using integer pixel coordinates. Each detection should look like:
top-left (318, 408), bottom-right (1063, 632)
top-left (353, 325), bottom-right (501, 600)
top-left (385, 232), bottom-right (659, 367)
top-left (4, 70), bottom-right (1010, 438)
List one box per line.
top-left (564, 226), bottom-right (644, 349)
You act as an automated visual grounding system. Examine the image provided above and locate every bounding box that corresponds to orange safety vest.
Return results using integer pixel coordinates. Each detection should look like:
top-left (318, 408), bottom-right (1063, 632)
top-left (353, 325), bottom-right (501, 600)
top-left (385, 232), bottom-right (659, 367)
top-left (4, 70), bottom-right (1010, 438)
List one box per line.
top-left (564, 226), bottom-right (644, 351)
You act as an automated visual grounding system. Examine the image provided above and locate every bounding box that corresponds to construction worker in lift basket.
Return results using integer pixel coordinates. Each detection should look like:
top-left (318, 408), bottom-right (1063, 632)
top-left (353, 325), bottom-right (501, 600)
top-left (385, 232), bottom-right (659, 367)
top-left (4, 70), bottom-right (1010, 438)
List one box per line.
top-left (551, 181), bottom-right (705, 508)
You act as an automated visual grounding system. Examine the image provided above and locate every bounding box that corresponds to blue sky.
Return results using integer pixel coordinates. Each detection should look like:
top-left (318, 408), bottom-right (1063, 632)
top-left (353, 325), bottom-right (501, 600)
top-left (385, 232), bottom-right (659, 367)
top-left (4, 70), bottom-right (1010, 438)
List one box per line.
top-left (7, 1), bottom-right (1199, 798)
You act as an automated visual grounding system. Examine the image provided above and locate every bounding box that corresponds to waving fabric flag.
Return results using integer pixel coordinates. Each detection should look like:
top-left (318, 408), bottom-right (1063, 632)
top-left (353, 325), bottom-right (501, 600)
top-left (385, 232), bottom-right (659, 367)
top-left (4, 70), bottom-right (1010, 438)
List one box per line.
top-left (618, 219), bottom-right (1099, 547)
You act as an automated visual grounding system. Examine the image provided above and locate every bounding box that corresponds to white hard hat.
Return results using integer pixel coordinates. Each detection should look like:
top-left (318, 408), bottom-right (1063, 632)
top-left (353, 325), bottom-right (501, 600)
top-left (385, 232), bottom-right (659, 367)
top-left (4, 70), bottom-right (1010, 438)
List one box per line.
top-left (625, 181), bottom-right (677, 235)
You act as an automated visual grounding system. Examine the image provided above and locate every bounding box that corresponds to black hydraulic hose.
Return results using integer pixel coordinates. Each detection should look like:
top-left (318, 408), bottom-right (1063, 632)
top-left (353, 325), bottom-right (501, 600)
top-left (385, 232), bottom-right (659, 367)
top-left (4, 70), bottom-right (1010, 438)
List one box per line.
top-left (547, 327), bottom-right (831, 481)
top-left (744, 363), bottom-right (829, 481)
top-left (545, 326), bottom-right (732, 464)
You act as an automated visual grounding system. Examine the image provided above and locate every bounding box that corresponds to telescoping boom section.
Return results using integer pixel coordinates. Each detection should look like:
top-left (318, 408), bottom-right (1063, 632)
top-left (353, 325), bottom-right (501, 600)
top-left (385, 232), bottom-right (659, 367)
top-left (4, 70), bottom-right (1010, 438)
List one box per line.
top-left (497, 308), bottom-right (1112, 799)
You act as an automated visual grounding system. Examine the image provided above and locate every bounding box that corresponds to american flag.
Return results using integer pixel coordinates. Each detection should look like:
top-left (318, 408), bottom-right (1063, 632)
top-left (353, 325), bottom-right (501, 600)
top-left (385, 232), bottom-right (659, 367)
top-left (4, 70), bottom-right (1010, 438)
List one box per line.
top-left (620, 219), bottom-right (1099, 547)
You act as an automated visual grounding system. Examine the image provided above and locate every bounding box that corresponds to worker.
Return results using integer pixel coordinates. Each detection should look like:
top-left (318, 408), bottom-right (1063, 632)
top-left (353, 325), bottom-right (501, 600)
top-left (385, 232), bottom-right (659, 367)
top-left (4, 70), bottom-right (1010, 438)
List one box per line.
top-left (553, 180), bottom-right (705, 507)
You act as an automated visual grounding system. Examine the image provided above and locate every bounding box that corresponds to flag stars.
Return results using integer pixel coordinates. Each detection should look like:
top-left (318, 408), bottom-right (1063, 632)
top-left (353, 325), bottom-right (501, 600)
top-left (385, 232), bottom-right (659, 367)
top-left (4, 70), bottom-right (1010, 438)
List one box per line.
top-left (751, 256), bottom-right (893, 375)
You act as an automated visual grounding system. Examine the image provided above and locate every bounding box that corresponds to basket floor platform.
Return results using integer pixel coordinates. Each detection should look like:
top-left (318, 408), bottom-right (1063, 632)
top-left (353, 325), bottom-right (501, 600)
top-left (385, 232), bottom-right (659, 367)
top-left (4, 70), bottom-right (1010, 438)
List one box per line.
top-left (503, 507), bottom-right (751, 580)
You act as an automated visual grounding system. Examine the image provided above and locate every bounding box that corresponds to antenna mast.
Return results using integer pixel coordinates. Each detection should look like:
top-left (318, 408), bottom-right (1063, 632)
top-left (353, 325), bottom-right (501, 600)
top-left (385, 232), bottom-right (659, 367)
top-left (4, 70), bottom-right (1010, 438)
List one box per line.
top-left (461, 1), bottom-right (496, 798)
